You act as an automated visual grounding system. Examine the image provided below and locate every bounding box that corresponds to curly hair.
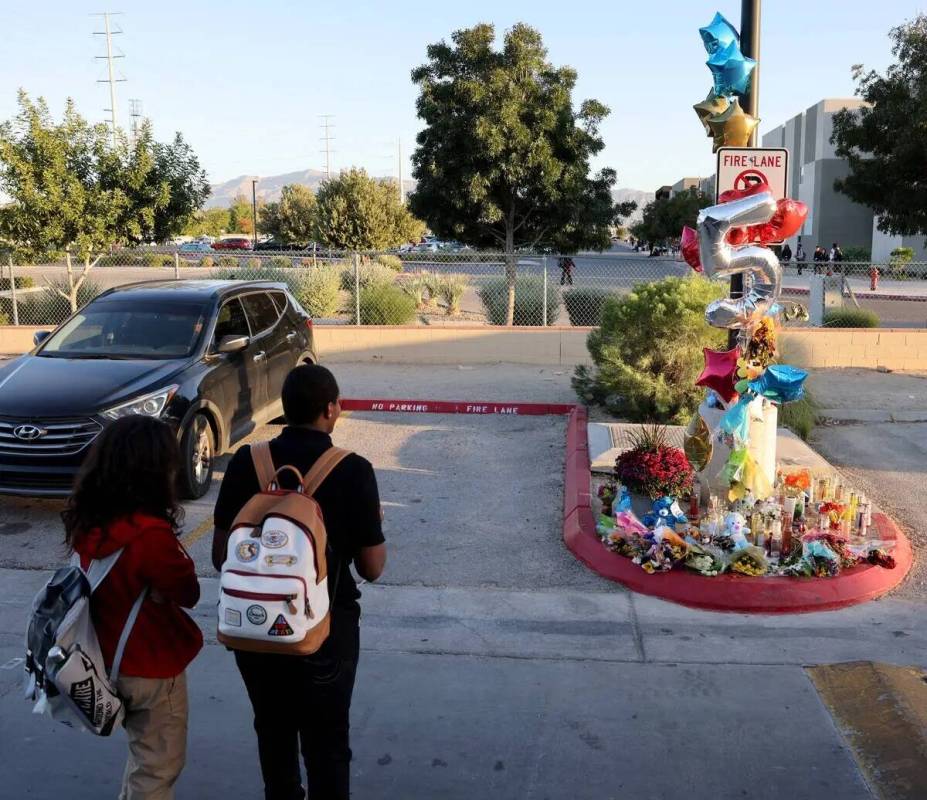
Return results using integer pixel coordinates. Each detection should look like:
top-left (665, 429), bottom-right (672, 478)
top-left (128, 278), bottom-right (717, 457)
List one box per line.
top-left (62, 415), bottom-right (184, 548)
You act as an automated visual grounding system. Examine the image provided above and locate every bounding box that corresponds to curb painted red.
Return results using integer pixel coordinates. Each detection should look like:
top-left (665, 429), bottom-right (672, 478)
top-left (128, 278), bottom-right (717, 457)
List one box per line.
top-left (561, 404), bottom-right (914, 614)
top-left (340, 398), bottom-right (575, 415)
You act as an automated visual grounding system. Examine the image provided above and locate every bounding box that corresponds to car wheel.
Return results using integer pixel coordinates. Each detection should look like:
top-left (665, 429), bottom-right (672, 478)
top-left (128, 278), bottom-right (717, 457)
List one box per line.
top-left (180, 414), bottom-right (214, 499)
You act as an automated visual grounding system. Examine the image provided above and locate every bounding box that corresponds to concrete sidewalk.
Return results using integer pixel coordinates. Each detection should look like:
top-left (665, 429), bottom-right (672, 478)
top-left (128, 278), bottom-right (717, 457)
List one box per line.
top-left (3, 570), bottom-right (925, 799)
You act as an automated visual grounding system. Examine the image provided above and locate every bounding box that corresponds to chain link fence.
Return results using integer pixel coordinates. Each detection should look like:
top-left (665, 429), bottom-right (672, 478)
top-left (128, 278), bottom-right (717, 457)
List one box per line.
top-left (2, 249), bottom-right (926, 329)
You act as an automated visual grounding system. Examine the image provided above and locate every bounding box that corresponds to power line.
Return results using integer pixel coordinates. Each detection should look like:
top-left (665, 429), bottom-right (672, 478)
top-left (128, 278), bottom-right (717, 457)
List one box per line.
top-left (319, 115), bottom-right (335, 179)
top-left (92, 12), bottom-right (126, 148)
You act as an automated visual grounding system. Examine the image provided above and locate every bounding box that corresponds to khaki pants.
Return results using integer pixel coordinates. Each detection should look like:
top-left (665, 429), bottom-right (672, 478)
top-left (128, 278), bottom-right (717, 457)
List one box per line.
top-left (115, 672), bottom-right (189, 800)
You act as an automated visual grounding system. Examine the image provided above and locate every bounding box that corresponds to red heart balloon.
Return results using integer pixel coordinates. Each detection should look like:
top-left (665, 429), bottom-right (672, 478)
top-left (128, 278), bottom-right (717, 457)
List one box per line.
top-left (680, 226), bottom-right (701, 272)
top-left (718, 181), bottom-right (769, 204)
top-left (723, 197), bottom-right (809, 246)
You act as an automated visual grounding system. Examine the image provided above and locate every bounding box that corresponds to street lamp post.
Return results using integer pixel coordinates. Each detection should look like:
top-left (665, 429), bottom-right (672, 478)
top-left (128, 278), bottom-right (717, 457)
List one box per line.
top-left (730, 0), bottom-right (761, 348)
top-left (251, 179), bottom-right (259, 250)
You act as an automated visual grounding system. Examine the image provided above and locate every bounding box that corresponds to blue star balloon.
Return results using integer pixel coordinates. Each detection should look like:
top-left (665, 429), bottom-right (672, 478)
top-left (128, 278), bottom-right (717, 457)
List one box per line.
top-left (699, 12), bottom-right (739, 55)
top-left (707, 41), bottom-right (757, 97)
top-left (749, 365), bottom-right (808, 404)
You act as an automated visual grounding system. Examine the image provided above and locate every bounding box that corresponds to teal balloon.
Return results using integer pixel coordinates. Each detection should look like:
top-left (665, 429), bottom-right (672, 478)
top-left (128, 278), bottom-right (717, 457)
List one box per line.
top-left (707, 42), bottom-right (757, 97)
top-left (749, 365), bottom-right (808, 403)
top-left (699, 12), bottom-right (739, 55)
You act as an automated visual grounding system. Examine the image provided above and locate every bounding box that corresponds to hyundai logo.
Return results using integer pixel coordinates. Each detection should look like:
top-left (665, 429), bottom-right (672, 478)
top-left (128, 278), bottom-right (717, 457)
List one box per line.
top-left (13, 425), bottom-right (47, 441)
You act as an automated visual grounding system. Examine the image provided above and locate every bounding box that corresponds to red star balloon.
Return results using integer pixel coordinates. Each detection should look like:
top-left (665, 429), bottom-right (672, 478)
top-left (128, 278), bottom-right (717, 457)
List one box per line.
top-left (680, 226), bottom-right (701, 272)
top-left (696, 347), bottom-right (740, 404)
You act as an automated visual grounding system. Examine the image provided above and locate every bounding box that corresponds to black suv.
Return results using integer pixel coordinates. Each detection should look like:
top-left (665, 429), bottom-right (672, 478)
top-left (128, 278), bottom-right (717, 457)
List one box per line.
top-left (0, 280), bottom-right (316, 499)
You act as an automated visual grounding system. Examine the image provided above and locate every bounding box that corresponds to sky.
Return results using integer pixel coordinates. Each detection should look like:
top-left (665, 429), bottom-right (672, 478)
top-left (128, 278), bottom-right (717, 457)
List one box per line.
top-left (1, 0), bottom-right (920, 192)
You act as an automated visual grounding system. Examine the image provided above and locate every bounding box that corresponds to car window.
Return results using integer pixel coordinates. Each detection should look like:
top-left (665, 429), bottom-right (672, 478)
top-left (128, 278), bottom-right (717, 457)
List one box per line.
top-left (213, 298), bottom-right (250, 344)
top-left (241, 292), bottom-right (280, 335)
top-left (268, 291), bottom-right (288, 316)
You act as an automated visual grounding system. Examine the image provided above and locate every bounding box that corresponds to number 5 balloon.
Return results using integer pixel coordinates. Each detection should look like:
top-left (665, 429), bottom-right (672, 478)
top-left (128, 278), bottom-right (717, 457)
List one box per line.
top-left (697, 191), bottom-right (782, 330)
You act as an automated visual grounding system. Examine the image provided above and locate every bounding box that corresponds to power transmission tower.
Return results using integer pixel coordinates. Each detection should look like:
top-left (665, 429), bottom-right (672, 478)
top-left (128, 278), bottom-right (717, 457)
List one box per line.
top-left (92, 12), bottom-right (126, 148)
top-left (129, 98), bottom-right (142, 146)
top-left (319, 115), bottom-right (335, 179)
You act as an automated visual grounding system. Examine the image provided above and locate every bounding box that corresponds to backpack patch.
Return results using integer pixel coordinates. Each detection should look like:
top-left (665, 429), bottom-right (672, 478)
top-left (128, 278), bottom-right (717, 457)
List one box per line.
top-left (268, 614), bottom-right (294, 637)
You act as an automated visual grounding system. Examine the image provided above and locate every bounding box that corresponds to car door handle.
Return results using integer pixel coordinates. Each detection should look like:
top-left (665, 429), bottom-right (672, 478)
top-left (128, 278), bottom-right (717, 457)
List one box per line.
top-left (253, 351), bottom-right (266, 363)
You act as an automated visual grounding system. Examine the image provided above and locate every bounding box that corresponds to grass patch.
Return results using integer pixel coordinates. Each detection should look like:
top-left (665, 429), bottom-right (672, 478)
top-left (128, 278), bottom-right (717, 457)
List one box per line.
top-left (778, 391), bottom-right (820, 441)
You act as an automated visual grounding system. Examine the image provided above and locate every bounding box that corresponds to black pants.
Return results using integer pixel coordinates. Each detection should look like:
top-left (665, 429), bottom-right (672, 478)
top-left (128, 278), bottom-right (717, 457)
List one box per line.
top-left (235, 622), bottom-right (360, 800)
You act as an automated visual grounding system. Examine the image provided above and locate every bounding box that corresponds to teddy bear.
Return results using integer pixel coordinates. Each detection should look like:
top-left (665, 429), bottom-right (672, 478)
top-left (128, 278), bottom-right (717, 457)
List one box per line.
top-left (642, 496), bottom-right (688, 530)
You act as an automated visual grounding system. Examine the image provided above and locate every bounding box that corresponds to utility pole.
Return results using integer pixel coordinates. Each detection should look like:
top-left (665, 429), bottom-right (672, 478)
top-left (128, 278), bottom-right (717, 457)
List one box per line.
top-left (251, 178), bottom-right (259, 250)
top-left (397, 138), bottom-right (404, 204)
top-left (93, 12), bottom-right (125, 148)
top-left (129, 98), bottom-right (142, 146)
top-left (319, 115), bottom-right (335, 180)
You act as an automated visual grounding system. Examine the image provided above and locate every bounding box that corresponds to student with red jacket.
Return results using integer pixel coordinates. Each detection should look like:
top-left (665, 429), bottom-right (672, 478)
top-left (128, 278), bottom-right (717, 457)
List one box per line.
top-left (65, 416), bottom-right (202, 800)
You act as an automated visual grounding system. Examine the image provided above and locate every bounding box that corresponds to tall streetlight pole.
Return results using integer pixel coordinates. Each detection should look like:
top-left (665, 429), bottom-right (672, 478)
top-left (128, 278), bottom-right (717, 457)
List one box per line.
top-left (730, 0), bottom-right (761, 347)
top-left (251, 178), bottom-right (259, 250)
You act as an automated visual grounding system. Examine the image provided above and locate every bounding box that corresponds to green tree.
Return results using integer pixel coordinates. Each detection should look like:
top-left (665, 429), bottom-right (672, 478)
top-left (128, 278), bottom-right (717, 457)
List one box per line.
top-left (228, 194), bottom-right (256, 235)
top-left (632, 188), bottom-right (711, 247)
top-left (314, 168), bottom-right (424, 250)
top-left (0, 92), bottom-right (131, 311)
top-left (183, 207), bottom-right (231, 238)
top-left (831, 15), bottom-right (927, 239)
top-left (146, 130), bottom-right (210, 242)
top-left (259, 184), bottom-right (317, 244)
top-left (408, 23), bottom-right (634, 324)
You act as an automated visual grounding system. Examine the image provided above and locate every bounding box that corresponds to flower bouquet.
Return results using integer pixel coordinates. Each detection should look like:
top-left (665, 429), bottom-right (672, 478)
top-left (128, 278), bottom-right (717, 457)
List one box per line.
top-left (684, 541), bottom-right (726, 577)
top-left (729, 546), bottom-right (769, 577)
top-left (615, 425), bottom-right (693, 500)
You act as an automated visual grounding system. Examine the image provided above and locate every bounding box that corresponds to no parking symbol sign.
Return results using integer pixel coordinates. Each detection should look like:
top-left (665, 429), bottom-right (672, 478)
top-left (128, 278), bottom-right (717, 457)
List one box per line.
top-left (715, 147), bottom-right (789, 201)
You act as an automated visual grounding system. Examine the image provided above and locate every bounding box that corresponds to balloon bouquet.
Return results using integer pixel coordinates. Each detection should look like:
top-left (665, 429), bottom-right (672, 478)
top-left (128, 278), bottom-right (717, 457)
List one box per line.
top-left (682, 12), bottom-right (809, 503)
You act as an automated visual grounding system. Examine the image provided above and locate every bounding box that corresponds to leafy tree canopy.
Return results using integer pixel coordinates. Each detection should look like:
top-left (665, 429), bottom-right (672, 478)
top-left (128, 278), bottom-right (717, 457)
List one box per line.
top-left (315, 168), bottom-right (424, 250)
top-left (631, 189), bottom-right (711, 246)
top-left (260, 184), bottom-right (317, 244)
top-left (831, 15), bottom-right (927, 237)
top-left (183, 207), bottom-right (232, 238)
top-left (228, 194), bottom-right (259, 236)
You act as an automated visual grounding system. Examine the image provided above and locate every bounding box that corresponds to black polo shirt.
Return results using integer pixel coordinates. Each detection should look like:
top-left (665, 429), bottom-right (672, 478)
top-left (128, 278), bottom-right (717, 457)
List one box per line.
top-left (213, 426), bottom-right (384, 617)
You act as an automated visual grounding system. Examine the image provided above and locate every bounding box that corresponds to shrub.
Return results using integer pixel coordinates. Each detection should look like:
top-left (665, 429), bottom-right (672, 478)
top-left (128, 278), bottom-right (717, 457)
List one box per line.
top-left (841, 246), bottom-right (870, 262)
top-left (563, 287), bottom-right (611, 326)
top-left (0, 311), bottom-right (8, 325)
top-left (823, 308), bottom-right (880, 328)
top-left (778, 392), bottom-right (819, 441)
top-left (198, 255), bottom-right (215, 268)
top-left (217, 256), bottom-right (239, 268)
top-left (245, 257), bottom-right (263, 269)
top-left (339, 261), bottom-right (396, 291)
top-left (422, 271), bottom-right (440, 301)
top-left (0, 275), bottom-right (36, 291)
top-left (400, 273), bottom-right (430, 309)
top-left (375, 254), bottom-right (403, 272)
top-left (268, 255), bottom-right (292, 270)
top-left (572, 276), bottom-right (726, 424)
top-left (356, 283), bottom-right (417, 325)
top-left (295, 265), bottom-right (342, 318)
top-left (478, 276), bottom-right (560, 326)
top-left (436, 273), bottom-right (467, 315)
top-left (890, 246), bottom-right (914, 265)
top-left (143, 253), bottom-right (174, 267)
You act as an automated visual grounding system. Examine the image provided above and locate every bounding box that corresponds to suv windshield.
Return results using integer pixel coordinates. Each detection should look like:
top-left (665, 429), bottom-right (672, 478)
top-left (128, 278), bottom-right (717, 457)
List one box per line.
top-left (39, 299), bottom-right (208, 360)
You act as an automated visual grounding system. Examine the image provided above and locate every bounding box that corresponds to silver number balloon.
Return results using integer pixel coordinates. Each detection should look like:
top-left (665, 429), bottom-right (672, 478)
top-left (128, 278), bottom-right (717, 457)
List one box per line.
top-left (697, 191), bottom-right (782, 330)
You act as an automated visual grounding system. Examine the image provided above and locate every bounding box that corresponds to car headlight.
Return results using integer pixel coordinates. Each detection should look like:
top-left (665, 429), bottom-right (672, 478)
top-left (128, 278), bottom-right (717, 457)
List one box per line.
top-left (101, 386), bottom-right (178, 422)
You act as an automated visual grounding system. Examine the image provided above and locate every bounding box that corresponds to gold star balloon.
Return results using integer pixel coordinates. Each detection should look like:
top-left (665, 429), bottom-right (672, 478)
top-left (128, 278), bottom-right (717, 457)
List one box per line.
top-left (706, 98), bottom-right (759, 152)
top-left (693, 90), bottom-right (729, 135)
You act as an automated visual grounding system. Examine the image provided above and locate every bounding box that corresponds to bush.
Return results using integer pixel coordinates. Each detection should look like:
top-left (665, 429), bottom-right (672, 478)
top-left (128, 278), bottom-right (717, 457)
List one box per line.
top-left (778, 392), bottom-right (819, 441)
top-left (399, 273), bottom-right (430, 309)
top-left (3, 278), bottom-right (103, 326)
top-left (0, 311), bottom-right (9, 325)
top-left (198, 255), bottom-right (215, 268)
top-left (890, 246), bottom-right (914, 264)
top-left (823, 308), bottom-right (880, 328)
top-left (375, 254), bottom-right (403, 272)
top-left (339, 261), bottom-right (396, 291)
top-left (244, 257), bottom-right (263, 269)
top-left (0, 275), bottom-right (36, 291)
top-left (356, 283), bottom-right (417, 325)
top-left (436, 273), bottom-right (467, 315)
top-left (563, 287), bottom-right (611, 326)
top-left (268, 255), bottom-right (292, 270)
top-left (841, 246), bottom-right (870, 262)
top-left (217, 256), bottom-right (239, 268)
top-left (295, 265), bottom-right (342, 318)
top-left (572, 276), bottom-right (726, 424)
top-left (478, 276), bottom-right (560, 326)
top-left (143, 253), bottom-right (175, 267)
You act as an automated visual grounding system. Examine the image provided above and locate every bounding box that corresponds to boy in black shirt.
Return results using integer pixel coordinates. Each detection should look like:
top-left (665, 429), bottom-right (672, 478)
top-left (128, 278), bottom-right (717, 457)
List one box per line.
top-left (213, 364), bottom-right (386, 800)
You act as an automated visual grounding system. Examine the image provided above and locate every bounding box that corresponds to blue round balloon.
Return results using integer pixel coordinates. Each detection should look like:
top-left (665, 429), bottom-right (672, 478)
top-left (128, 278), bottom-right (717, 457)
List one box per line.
top-left (699, 12), bottom-right (739, 55)
top-left (748, 365), bottom-right (808, 404)
top-left (707, 42), bottom-right (757, 97)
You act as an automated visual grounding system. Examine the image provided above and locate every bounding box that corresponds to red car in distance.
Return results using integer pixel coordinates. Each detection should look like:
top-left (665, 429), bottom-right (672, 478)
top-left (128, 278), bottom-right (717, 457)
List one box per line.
top-left (212, 236), bottom-right (253, 251)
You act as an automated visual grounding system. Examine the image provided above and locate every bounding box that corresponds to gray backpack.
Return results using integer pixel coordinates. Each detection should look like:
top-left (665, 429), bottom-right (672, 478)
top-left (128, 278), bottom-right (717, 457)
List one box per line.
top-left (24, 551), bottom-right (147, 736)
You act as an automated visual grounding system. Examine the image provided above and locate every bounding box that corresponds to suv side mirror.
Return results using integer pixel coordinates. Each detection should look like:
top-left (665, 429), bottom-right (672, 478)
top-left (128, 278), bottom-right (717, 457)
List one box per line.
top-left (217, 334), bottom-right (250, 354)
top-left (33, 331), bottom-right (51, 347)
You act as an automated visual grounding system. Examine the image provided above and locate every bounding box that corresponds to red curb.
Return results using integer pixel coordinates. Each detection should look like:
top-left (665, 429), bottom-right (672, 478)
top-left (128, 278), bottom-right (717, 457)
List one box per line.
top-left (561, 407), bottom-right (914, 614)
top-left (340, 398), bottom-right (575, 416)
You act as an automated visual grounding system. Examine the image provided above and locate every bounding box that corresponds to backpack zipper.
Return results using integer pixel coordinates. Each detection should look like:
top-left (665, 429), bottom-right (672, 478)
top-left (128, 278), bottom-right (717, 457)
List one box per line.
top-left (222, 587), bottom-right (298, 615)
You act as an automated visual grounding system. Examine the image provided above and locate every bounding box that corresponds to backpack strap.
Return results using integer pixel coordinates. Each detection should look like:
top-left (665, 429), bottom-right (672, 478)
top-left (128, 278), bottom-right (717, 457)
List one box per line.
top-left (302, 447), bottom-right (352, 497)
top-left (78, 549), bottom-right (124, 593)
top-left (251, 441), bottom-right (277, 491)
top-left (109, 587), bottom-right (149, 685)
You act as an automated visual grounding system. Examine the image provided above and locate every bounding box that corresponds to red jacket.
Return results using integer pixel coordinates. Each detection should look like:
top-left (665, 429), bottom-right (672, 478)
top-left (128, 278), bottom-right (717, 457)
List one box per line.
top-left (74, 513), bottom-right (203, 679)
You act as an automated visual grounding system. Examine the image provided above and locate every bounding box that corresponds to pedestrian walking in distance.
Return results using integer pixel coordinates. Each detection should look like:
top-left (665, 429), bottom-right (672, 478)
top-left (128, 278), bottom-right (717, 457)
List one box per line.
top-left (813, 245), bottom-right (827, 274)
top-left (213, 364), bottom-right (386, 800)
top-left (795, 241), bottom-right (807, 275)
top-left (829, 242), bottom-right (844, 271)
top-left (66, 416), bottom-right (202, 800)
top-left (780, 243), bottom-right (792, 266)
top-left (559, 255), bottom-right (575, 286)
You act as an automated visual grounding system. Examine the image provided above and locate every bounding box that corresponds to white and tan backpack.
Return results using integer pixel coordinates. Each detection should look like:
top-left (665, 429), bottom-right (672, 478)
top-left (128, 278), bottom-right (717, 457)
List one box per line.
top-left (217, 442), bottom-right (350, 654)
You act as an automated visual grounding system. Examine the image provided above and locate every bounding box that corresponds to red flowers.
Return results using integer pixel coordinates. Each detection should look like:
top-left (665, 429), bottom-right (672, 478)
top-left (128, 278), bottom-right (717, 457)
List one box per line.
top-left (616, 445), bottom-right (694, 500)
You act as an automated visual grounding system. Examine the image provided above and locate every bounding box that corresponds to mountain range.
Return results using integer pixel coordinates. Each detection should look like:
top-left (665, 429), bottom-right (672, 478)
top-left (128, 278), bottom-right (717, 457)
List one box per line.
top-left (207, 170), bottom-right (651, 223)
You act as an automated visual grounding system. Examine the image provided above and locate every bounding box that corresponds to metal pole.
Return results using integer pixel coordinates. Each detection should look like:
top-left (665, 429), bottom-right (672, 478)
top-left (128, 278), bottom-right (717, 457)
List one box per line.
top-left (353, 252), bottom-right (361, 325)
top-left (7, 256), bottom-right (18, 326)
top-left (104, 13), bottom-right (118, 148)
top-left (542, 256), bottom-right (548, 327)
top-left (174, 252), bottom-right (180, 280)
top-left (730, 0), bottom-right (761, 348)
top-left (251, 179), bottom-right (258, 250)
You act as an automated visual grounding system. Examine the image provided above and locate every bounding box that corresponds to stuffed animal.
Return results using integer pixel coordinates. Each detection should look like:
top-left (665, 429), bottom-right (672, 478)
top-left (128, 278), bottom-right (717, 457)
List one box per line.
top-left (723, 511), bottom-right (751, 550)
top-left (642, 496), bottom-right (688, 529)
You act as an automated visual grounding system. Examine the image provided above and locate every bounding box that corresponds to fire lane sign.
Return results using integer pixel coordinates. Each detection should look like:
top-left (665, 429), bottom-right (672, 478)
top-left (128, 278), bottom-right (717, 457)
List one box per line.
top-left (715, 147), bottom-right (789, 202)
